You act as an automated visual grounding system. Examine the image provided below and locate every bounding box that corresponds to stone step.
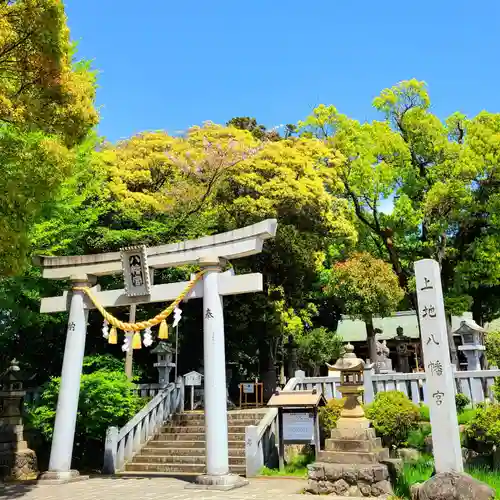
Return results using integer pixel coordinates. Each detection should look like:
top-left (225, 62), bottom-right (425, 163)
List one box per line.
top-left (154, 432), bottom-right (245, 442)
top-left (163, 425), bottom-right (247, 434)
top-left (325, 437), bottom-right (382, 452)
top-left (147, 439), bottom-right (245, 449)
top-left (317, 448), bottom-right (390, 464)
top-left (124, 463), bottom-right (246, 474)
top-left (132, 454), bottom-right (246, 466)
top-left (140, 446), bottom-right (245, 457)
top-left (166, 419), bottom-right (258, 428)
top-left (175, 412), bottom-right (266, 422)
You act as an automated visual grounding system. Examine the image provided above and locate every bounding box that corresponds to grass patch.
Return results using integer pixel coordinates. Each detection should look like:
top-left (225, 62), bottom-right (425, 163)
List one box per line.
top-left (393, 455), bottom-right (500, 499)
top-left (468, 466), bottom-right (500, 496)
top-left (259, 452), bottom-right (313, 478)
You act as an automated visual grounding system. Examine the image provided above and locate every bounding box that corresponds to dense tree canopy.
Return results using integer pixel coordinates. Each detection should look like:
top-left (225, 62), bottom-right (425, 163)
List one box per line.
top-left (0, 0), bottom-right (98, 275)
top-left (2, 50), bottom-right (500, 389)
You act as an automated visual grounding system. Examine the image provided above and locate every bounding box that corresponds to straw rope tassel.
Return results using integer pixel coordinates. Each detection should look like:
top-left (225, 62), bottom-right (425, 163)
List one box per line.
top-left (158, 320), bottom-right (169, 339)
top-left (108, 326), bottom-right (118, 344)
top-left (132, 331), bottom-right (142, 349)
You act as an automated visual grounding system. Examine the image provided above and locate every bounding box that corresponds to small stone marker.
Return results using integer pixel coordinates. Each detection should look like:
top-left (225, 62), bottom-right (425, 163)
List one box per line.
top-left (414, 259), bottom-right (463, 473)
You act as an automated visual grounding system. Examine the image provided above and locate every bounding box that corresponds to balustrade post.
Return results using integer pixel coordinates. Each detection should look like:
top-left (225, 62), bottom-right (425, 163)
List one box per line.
top-left (363, 363), bottom-right (375, 404)
top-left (245, 425), bottom-right (262, 477)
top-left (103, 426), bottom-right (118, 474)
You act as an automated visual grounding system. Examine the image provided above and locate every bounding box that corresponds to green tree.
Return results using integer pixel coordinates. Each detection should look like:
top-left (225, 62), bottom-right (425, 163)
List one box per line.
top-left (296, 327), bottom-right (343, 376)
top-left (324, 252), bottom-right (404, 365)
top-left (0, 0), bottom-right (98, 275)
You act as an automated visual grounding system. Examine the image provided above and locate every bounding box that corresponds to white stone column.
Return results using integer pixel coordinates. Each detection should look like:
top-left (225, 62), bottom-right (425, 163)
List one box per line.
top-left (191, 257), bottom-right (247, 490)
top-left (415, 259), bottom-right (463, 473)
top-left (42, 275), bottom-right (93, 481)
top-left (202, 258), bottom-right (229, 475)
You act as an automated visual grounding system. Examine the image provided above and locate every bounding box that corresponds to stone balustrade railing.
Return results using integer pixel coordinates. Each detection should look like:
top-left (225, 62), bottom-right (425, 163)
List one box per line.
top-left (287, 367), bottom-right (500, 406)
top-left (102, 377), bottom-right (185, 474)
top-left (244, 407), bottom-right (279, 477)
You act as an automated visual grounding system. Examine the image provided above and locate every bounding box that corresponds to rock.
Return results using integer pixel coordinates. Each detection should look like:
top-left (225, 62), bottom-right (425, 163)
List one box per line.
top-left (372, 464), bottom-right (389, 482)
top-left (413, 471), bottom-right (495, 500)
top-left (347, 485), bottom-right (361, 497)
top-left (380, 458), bottom-right (403, 485)
top-left (333, 478), bottom-right (349, 495)
top-left (397, 447), bottom-right (421, 462)
top-left (410, 483), bottom-right (421, 500)
top-left (424, 436), bottom-right (433, 453)
top-left (307, 463), bottom-right (325, 480)
top-left (306, 479), bottom-right (333, 494)
top-left (359, 483), bottom-right (372, 496)
top-left (323, 463), bottom-right (342, 481)
top-left (342, 468), bottom-right (358, 485)
top-left (358, 465), bottom-right (375, 482)
top-left (371, 479), bottom-right (392, 496)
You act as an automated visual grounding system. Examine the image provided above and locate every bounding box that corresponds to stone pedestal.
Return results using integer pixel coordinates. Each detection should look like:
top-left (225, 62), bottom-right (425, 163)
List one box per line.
top-left (307, 418), bottom-right (393, 497)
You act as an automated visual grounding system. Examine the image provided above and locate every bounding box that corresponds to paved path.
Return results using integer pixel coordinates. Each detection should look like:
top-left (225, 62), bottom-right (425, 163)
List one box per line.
top-left (0, 476), bottom-right (310, 500)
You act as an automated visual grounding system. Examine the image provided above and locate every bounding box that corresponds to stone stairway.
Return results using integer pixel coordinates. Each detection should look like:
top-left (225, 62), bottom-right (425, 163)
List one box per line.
top-left (123, 410), bottom-right (266, 476)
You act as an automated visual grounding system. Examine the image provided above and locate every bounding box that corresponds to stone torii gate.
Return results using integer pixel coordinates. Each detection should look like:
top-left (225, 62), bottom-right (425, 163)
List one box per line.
top-left (37, 219), bottom-right (277, 489)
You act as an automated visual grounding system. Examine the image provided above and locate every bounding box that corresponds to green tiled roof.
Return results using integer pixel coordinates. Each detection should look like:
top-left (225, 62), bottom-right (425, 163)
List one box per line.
top-left (336, 311), bottom-right (475, 342)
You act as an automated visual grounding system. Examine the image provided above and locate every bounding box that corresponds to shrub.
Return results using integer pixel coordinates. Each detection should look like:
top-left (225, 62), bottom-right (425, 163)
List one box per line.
top-left (365, 391), bottom-right (420, 448)
top-left (458, 408), bottom-right (477, 425)
top-left (465, 403), bottom-right (500, 452)
top-left (26, 369), bottom-right (145, 469)
top-left (455, 393), bottom-right (471, 414)
top-left (319, 398), bottom-right (345, 436)
top-left (405, 424), bottom-right (432, 451)
top-left (419, 404), bottom-right (430, 422)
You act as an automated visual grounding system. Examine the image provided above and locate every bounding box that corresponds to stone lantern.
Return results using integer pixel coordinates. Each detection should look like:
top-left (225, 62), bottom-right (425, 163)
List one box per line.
top-left (307, 344), bottom-right (393, 497)
top-left (456, 319), bottom-right (486, 371)
top-left (151, 342), bottom-right (175, 385)
top-left (332, 343), bottom-right (366, 422)
top-left (0, 359), bottom-right (38, 480)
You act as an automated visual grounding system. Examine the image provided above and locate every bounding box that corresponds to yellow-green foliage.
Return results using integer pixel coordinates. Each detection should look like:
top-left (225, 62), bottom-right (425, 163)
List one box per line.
top-left (465, 404), bottom-right (500, 451)
top-left (325, 252), bottom-right (405, 319)
top-left (365, 391), bottom-right (420, 448)
top-left (319, 398), bottom-right (345, 435)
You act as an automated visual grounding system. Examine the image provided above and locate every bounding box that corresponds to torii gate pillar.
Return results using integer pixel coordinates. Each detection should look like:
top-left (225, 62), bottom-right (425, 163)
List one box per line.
top-left (197, 257), bottom-right (235, 484)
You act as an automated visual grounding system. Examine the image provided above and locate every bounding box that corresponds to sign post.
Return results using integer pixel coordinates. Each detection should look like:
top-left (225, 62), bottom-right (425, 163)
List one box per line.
top-left (184, 371), bottom-right (203, 410)
top-left (267, 390), bottom-right (325, 471)
top-left (414, 259), bottom-right (463, 473)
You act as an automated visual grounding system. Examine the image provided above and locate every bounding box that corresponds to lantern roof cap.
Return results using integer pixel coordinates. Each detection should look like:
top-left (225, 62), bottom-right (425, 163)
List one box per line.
top-left (151, 341), bottom-right (174, 354)
top-left (332, 343), bottom-right (364, 371)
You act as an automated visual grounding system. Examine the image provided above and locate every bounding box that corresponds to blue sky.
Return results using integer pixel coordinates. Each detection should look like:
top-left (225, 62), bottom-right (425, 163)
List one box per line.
top-left (65, 1), bottom-right (500, 144)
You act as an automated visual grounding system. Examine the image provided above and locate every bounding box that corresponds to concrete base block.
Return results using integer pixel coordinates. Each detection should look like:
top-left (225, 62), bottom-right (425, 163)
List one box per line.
top-left (38, 469), bottom-right (89, 484)
top-left (186, 473), bottom-right (249, 490)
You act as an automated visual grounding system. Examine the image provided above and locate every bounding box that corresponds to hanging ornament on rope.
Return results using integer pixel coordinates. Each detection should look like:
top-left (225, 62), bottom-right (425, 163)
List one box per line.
top-left (122, 335), bottom-right (130, 352)
top-left (158, 320), bottom-right (169, 339)
top-left (173, 307), bottom-right (182, 328)
top-left (132, 331), bottom-right (142, 349)
top-left (143, 327), bottom-right (153, 347)
top-left (108, 326), bottom-right (118, 344)
top-left (102, 319), bottom-right (109, 339)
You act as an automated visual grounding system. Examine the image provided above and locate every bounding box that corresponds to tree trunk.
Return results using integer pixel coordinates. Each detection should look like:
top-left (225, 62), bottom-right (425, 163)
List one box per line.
top-left (365, 315), bottom-right (378, 372)
top-left (259, 340), bottom-right (277, 402)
